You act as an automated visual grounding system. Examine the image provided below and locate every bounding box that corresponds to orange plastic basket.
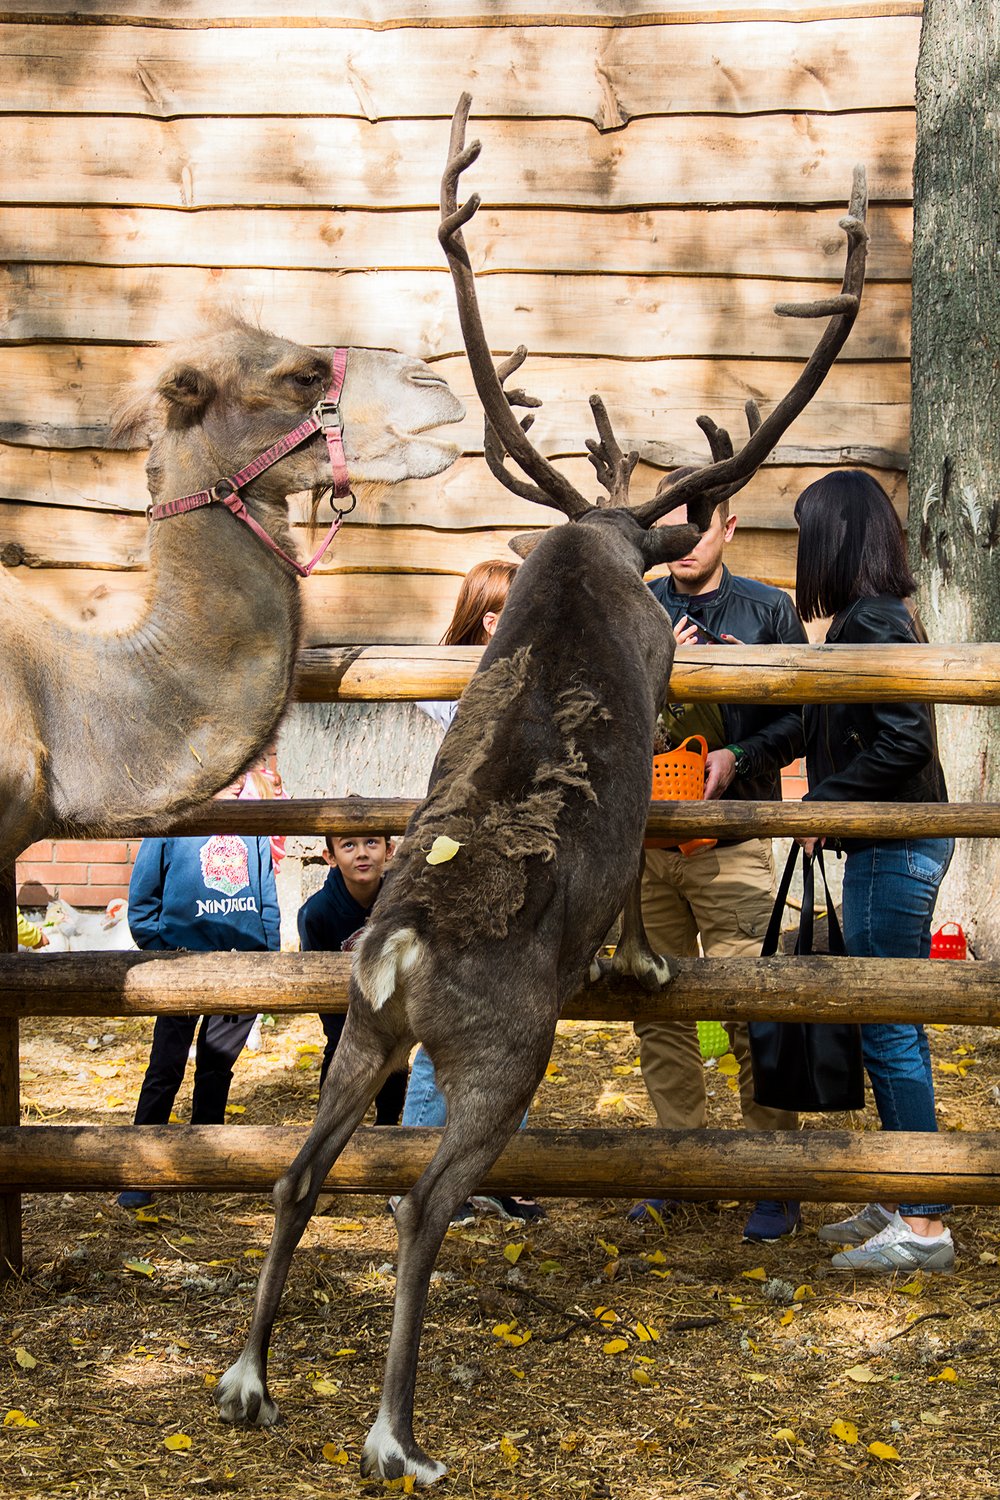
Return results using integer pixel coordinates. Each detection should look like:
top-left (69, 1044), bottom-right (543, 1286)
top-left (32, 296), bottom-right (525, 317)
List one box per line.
top-left (647, 736), bottom-right (716, 855)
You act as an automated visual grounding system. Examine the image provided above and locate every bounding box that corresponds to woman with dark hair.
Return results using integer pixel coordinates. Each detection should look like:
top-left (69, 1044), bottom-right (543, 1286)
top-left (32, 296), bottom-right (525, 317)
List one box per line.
top-left (794, 469), bottom-right (955, 1273)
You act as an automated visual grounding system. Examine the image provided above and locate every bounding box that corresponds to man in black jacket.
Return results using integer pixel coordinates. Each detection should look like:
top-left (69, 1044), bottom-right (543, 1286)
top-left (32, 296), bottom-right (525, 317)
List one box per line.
top-left (632, 496), bottom-right (807, 1243)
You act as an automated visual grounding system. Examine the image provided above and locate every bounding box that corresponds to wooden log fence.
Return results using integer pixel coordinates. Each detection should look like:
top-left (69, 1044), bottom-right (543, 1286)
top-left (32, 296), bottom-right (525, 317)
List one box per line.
top-left (2, 640), bottom-right (998, 1278)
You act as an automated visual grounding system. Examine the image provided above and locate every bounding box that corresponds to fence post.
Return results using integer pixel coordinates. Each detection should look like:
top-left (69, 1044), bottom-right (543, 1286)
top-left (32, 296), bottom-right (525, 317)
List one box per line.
top-left (0, 867), bottom-right (22, 1278)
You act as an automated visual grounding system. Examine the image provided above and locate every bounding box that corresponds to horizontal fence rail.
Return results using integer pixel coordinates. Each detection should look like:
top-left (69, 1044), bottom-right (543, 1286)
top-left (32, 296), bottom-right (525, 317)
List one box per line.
top-left (3, 952), bottom-right (999, 1026)
top-left (4, 1125), bottom-right (998, 1206)
top-left (140, 799), bottom-right (1000, 840)
top-left (293, 642), bottom-right (1000, 704)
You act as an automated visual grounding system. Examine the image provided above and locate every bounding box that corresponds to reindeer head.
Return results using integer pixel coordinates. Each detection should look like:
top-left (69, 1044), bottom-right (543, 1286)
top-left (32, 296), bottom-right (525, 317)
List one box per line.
top-left (439, 95), bottom-right (868, 574)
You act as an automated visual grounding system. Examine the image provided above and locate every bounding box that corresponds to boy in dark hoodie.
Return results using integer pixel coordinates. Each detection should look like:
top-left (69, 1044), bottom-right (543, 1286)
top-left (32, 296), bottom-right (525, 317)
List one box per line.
top-left (118, 825), bottom-right (280, 1209)
top-left (298, 833), bottom-right (407, 1123)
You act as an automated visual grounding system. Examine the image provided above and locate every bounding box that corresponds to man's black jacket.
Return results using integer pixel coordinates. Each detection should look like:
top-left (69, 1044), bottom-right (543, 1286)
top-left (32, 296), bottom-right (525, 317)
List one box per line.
top-left (803, 594), bottom-right (947, 808)
top-left (649, 566), bottom-right (807, 803)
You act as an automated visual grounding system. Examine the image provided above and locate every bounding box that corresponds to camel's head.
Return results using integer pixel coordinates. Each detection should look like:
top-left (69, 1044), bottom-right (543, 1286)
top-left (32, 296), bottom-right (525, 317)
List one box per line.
top-left (113, 317), bottom-right (465, 508)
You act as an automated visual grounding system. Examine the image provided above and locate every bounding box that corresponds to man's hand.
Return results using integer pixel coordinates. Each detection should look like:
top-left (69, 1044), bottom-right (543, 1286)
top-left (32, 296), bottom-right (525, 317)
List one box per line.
top-left (703, 748), bottom-right (737, 800)
top-left (795, 835), bottom-right (826, 857)
top-left (672, 614), bottom-right (701, 648)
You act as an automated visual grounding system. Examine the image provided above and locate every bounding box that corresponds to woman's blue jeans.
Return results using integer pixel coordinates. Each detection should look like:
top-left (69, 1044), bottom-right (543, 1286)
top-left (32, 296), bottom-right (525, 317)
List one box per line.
top-left (401, 1044), bottom-right (529, 1130)
top-left (842, 836), bottom-right (954, 1217)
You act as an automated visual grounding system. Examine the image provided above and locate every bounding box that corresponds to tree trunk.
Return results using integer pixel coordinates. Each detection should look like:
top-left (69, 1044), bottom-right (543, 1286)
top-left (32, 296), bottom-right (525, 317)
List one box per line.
top-left (909, 0), bottom-right (1000, 956)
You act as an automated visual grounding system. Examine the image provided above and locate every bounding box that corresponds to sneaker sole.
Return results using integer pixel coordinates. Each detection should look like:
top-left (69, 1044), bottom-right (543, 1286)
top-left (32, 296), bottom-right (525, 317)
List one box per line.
top-left (743, 1221), bottom-right (802, 1244)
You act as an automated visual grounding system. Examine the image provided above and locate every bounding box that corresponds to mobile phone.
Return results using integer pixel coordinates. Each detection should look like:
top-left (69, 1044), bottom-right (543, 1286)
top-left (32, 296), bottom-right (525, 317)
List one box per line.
top-left (680, 614), bottom-right (729, 645)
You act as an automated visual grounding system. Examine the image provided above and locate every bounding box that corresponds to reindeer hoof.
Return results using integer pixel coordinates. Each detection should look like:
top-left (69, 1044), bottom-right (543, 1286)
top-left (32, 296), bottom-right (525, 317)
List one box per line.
top-left (611, 948), bottom-right (675, 992)
top-left (361, 1414), bottom-right (448, 1486)
top-left (215, 1355), bottom-right (280, 1427)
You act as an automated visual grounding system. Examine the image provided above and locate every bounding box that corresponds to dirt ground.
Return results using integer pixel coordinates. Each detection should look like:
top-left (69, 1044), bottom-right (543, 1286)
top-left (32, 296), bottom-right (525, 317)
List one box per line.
top-left (3, 1008), bottom-right (1000, 1500)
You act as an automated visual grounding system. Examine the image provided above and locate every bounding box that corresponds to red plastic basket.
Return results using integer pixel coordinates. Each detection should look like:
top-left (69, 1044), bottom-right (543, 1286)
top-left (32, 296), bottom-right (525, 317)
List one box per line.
top-left (930, 922), bottom-right (968, 960)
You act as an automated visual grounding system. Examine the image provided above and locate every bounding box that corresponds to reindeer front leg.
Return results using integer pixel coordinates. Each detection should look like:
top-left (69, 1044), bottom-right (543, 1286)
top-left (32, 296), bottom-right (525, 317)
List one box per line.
top-left (610, 848), bottom-right (676, 991)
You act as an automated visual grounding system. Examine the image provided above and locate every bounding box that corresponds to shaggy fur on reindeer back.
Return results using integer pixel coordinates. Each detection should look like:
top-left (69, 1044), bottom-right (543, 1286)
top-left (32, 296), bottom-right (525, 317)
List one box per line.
top-left (381, 645), bottom-right (610, 947)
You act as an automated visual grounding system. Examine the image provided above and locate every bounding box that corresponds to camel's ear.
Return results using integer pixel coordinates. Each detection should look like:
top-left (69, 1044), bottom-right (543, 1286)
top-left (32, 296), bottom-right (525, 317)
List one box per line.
top-left (507, 531), bottom-right (544, 560)
top-left (157, 362), bottom-right (217, 417)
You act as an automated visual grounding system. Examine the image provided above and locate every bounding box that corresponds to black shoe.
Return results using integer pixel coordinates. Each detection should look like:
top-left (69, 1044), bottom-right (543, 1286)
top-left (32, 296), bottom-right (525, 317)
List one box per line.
top-left (472, 1194), bottom-right (545, 1223)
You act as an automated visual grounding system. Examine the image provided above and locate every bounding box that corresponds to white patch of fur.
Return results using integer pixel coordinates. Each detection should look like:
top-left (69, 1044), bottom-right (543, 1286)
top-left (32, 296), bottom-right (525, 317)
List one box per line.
top-left (215, 1352), bottom-right (279, 1427)
top-left (361, 1411), bottom-right (447, 1486)
top-left (356, 927), bottom-right (423, 1011)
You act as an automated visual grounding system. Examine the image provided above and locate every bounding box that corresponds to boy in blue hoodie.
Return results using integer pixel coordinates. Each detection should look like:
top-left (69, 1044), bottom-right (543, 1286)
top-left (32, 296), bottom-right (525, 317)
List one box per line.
top-left (118, 828), bottom-right (280, 1208)
top-left (298, 833), bottom-right (406, 1124)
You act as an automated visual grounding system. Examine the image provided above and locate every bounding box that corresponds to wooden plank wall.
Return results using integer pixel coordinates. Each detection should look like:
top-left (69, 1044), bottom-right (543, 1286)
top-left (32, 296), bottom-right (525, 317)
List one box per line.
top-left (0, 0), bottom-right (919, 646)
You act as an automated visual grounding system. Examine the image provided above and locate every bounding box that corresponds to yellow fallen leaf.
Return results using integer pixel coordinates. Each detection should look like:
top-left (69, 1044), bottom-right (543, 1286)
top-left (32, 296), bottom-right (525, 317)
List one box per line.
top-left (203, 1374), bottom-right (218, 1388)
top-left (14, 1348), bottom-right (36, 1370)
top-left (603, 1338), bottom-right (630, 1355)
top-left (511, 1368), bottom-right (525, 1379)
top-left (559, 1433), bottom-right (580, 1453)
top-left (123, 1259), bottom-right (155, 1278)
top-left (717, 1053), bottom-right (740, 1076)
top-left (329, 1221), bottom-right (364, 1232)
top-left (779, 1309), bottom-right (796, 1326)
top-left (929, 1366), bottom-right (958, 1382)
top-left (537, 1259), bottom-right (562, 1274)
top-left (844, 1364), bottom-right (883, 1384)
top-left (596, 1239), bottom-right (619, 1258)
top-left (242, 1248), bottom-right (265, 1259)
top-left (335, 1349), bottom-right (356, 1357)
top-left (829, 1418), bottom-right (859, 1445)
top-left (310, 1379), bottom-right (340, 1396)
top-left (3, 1409), bottom-right (39, 1428)
top-left (634, 1323), bottom-right (659, 1343)
top-left (168, 1111), bottom-right (181, 1124)
top-left (897, 1277), bottom-right (924, 1297)
top-left (105, 1095), bottom-right (126, 1108)
top-left (867, 1441), bottom-right (901, 1461)
top-left (742, 1267), bottom-right (766, 1281)
top-left (426, 835), bottom-right (462, 865)
top-left (295, 1043), bottom-right (321, 1055)
top-left (224, 1104), bottom-right (245, 1115)
top-left (321, 1444), bottom-right (349, 1464)
top-left (650, 1268), bottom-right (672, 1279)
top-left (774, 1428), bottom-right (798, 1444)
top-left (503, 1242), bottom-right (525, 1265)
top-left (593, 1306), bottom-right (619, 1325)
top-left (499, 1435), bottom-right (520, 1466)
top-left (163, 1433), bottom-right (191, 1451)
top-left (493, 1321), bottom-right (516, 1337)
top-left (635, 1354), bottom-right (655, 1365)
top-left (936, 1062), bottom-right (960, 1075)
top-left (631, 1368), bottom-right (653, 1386)
top-left (793, 1284), bottom-right (815, 1302)
top-left (135, 1209), bottom-right (159, 1226)
top-left (641, 1249), bottom-right (668, 1265)
top-left (612, 1065), bottom-right (635, 1076)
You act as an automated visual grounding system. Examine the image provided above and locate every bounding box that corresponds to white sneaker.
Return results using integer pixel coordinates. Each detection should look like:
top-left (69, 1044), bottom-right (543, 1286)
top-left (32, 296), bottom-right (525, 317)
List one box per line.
top-left (818, 1202), bottom-right (894, 1246)
top-left (830, 1212), bottom-right (955, 1274)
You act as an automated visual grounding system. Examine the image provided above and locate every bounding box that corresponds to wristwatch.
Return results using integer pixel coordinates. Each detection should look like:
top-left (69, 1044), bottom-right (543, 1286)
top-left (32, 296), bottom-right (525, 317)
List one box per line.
top-left (725, 743), bottom-right (748, 778)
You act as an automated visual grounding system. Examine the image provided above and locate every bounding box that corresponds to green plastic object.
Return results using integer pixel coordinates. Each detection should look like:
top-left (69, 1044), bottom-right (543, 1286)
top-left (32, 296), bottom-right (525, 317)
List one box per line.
top-left (697, 1021), bottom-right (731, 1060)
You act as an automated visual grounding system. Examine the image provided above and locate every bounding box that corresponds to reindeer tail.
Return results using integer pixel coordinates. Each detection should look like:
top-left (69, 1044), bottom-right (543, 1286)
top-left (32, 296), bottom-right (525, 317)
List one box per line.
top-left (354, 920), bottom-right (426, 1012)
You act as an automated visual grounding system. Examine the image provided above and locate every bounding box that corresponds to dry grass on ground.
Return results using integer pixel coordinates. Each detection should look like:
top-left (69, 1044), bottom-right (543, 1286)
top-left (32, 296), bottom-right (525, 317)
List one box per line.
top-left (3, 1009), bottom-right (1000, 1500)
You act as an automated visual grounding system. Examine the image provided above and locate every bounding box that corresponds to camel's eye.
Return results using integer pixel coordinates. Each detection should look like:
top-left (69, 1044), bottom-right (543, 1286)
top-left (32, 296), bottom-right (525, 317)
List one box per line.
top-left (291, 369), bottom-right (324, 390)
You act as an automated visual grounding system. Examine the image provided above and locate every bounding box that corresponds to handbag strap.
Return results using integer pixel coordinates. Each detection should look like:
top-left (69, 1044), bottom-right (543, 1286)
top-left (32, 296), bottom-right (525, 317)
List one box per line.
top-left (760, 843), bottom-right (846, 958)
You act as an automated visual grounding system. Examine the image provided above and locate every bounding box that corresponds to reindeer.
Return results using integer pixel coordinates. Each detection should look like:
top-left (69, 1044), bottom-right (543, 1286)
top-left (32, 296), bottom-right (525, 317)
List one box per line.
top-left (215, 97), bottom-right (868, 1484)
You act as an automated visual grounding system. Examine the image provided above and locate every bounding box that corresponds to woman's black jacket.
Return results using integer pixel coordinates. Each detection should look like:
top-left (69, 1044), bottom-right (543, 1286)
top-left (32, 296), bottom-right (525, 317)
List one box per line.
top-left (803, 595), bottom-right (948, 811)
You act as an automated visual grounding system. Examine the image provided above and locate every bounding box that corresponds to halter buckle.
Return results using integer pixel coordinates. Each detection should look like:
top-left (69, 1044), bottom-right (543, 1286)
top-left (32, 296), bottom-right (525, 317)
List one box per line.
top-left (211, 478), bottom-right (238, 502)
top-left (314, 399), bottom-right (344, 434)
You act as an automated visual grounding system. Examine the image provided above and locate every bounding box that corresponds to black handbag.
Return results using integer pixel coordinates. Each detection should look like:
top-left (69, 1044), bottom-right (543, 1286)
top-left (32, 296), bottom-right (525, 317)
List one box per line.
top-left (748, 844), bottom-right (865, 1112)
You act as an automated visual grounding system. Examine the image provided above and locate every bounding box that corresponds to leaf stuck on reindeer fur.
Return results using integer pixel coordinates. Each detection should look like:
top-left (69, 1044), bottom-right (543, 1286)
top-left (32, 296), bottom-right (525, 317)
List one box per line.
top-left (426, 835), bottom-right (463, 865)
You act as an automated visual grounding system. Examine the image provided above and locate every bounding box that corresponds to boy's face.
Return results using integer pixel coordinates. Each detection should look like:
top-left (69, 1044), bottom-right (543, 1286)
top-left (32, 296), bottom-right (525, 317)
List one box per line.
top-left (324, 835), bottom-right (390, 900)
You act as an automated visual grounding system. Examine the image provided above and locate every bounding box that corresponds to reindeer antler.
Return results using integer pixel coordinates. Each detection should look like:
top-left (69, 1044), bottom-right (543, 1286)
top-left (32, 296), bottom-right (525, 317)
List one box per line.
top-left (586, 395), bottom-right (639, 508)
top-left (634, 169), bottom-right (869, 529)
top-left (440, 94), bottom-right (593, 520)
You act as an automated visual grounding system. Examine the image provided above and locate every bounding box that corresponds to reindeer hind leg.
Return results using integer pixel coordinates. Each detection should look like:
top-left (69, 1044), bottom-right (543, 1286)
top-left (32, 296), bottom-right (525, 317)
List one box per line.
top-left (361, 1033), bottom-right (552, 1486)
top-left (611, 848), bottom-right (675, 991)
top-left (216, 1005), bottom-right (409, 1428)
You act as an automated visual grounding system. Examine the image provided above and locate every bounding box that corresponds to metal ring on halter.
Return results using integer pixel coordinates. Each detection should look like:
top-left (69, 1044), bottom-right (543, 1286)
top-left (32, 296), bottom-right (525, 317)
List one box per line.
top-left (336, 490), bottom-right (358, 518)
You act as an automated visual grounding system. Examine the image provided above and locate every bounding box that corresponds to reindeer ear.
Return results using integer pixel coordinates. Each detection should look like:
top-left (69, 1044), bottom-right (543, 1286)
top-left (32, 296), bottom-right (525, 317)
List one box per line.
top-left (641, 522), bottom-right (701, 571)
top-left (507, 531), bottom-right (544, 560)
top-left (157, 362), bottom-right (217, 417)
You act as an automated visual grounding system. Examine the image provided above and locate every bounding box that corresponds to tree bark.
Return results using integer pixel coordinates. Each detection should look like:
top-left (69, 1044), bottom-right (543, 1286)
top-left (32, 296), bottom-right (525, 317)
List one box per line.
top-left (910, 0), bottom-right (1000, 956)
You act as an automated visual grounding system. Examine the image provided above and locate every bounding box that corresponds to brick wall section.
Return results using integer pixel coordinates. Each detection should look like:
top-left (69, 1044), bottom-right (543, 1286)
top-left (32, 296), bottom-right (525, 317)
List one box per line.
top-left (781, 758), bottom-right (809, 801)
top-left (17, 839), bottom-right (141, 909)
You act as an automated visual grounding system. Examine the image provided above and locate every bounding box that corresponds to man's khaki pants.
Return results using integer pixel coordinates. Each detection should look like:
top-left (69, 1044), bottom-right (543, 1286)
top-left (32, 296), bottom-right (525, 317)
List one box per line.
top-left (635, 839), bottom-right (797, 1132)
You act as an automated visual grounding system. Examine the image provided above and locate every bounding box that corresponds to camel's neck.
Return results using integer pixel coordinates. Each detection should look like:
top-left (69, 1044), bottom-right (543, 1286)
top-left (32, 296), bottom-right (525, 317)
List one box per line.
top-left (38, 500), bottom-right (301, 831)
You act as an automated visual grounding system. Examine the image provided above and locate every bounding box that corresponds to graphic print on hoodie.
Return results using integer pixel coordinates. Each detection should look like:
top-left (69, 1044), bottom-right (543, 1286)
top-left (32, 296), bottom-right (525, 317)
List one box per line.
top-left (128, 835), bottom-right (280, 952)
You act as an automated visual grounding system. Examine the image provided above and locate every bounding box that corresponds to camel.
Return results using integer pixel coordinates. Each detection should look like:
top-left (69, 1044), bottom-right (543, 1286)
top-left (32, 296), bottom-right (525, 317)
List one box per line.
top-left (0, 317), bottom-right (464, 869)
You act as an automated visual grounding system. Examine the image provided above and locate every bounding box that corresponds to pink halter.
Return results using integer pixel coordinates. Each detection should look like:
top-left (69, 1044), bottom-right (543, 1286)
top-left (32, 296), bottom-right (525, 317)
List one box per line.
top-left (147, 346), bottom-right (354, 578)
